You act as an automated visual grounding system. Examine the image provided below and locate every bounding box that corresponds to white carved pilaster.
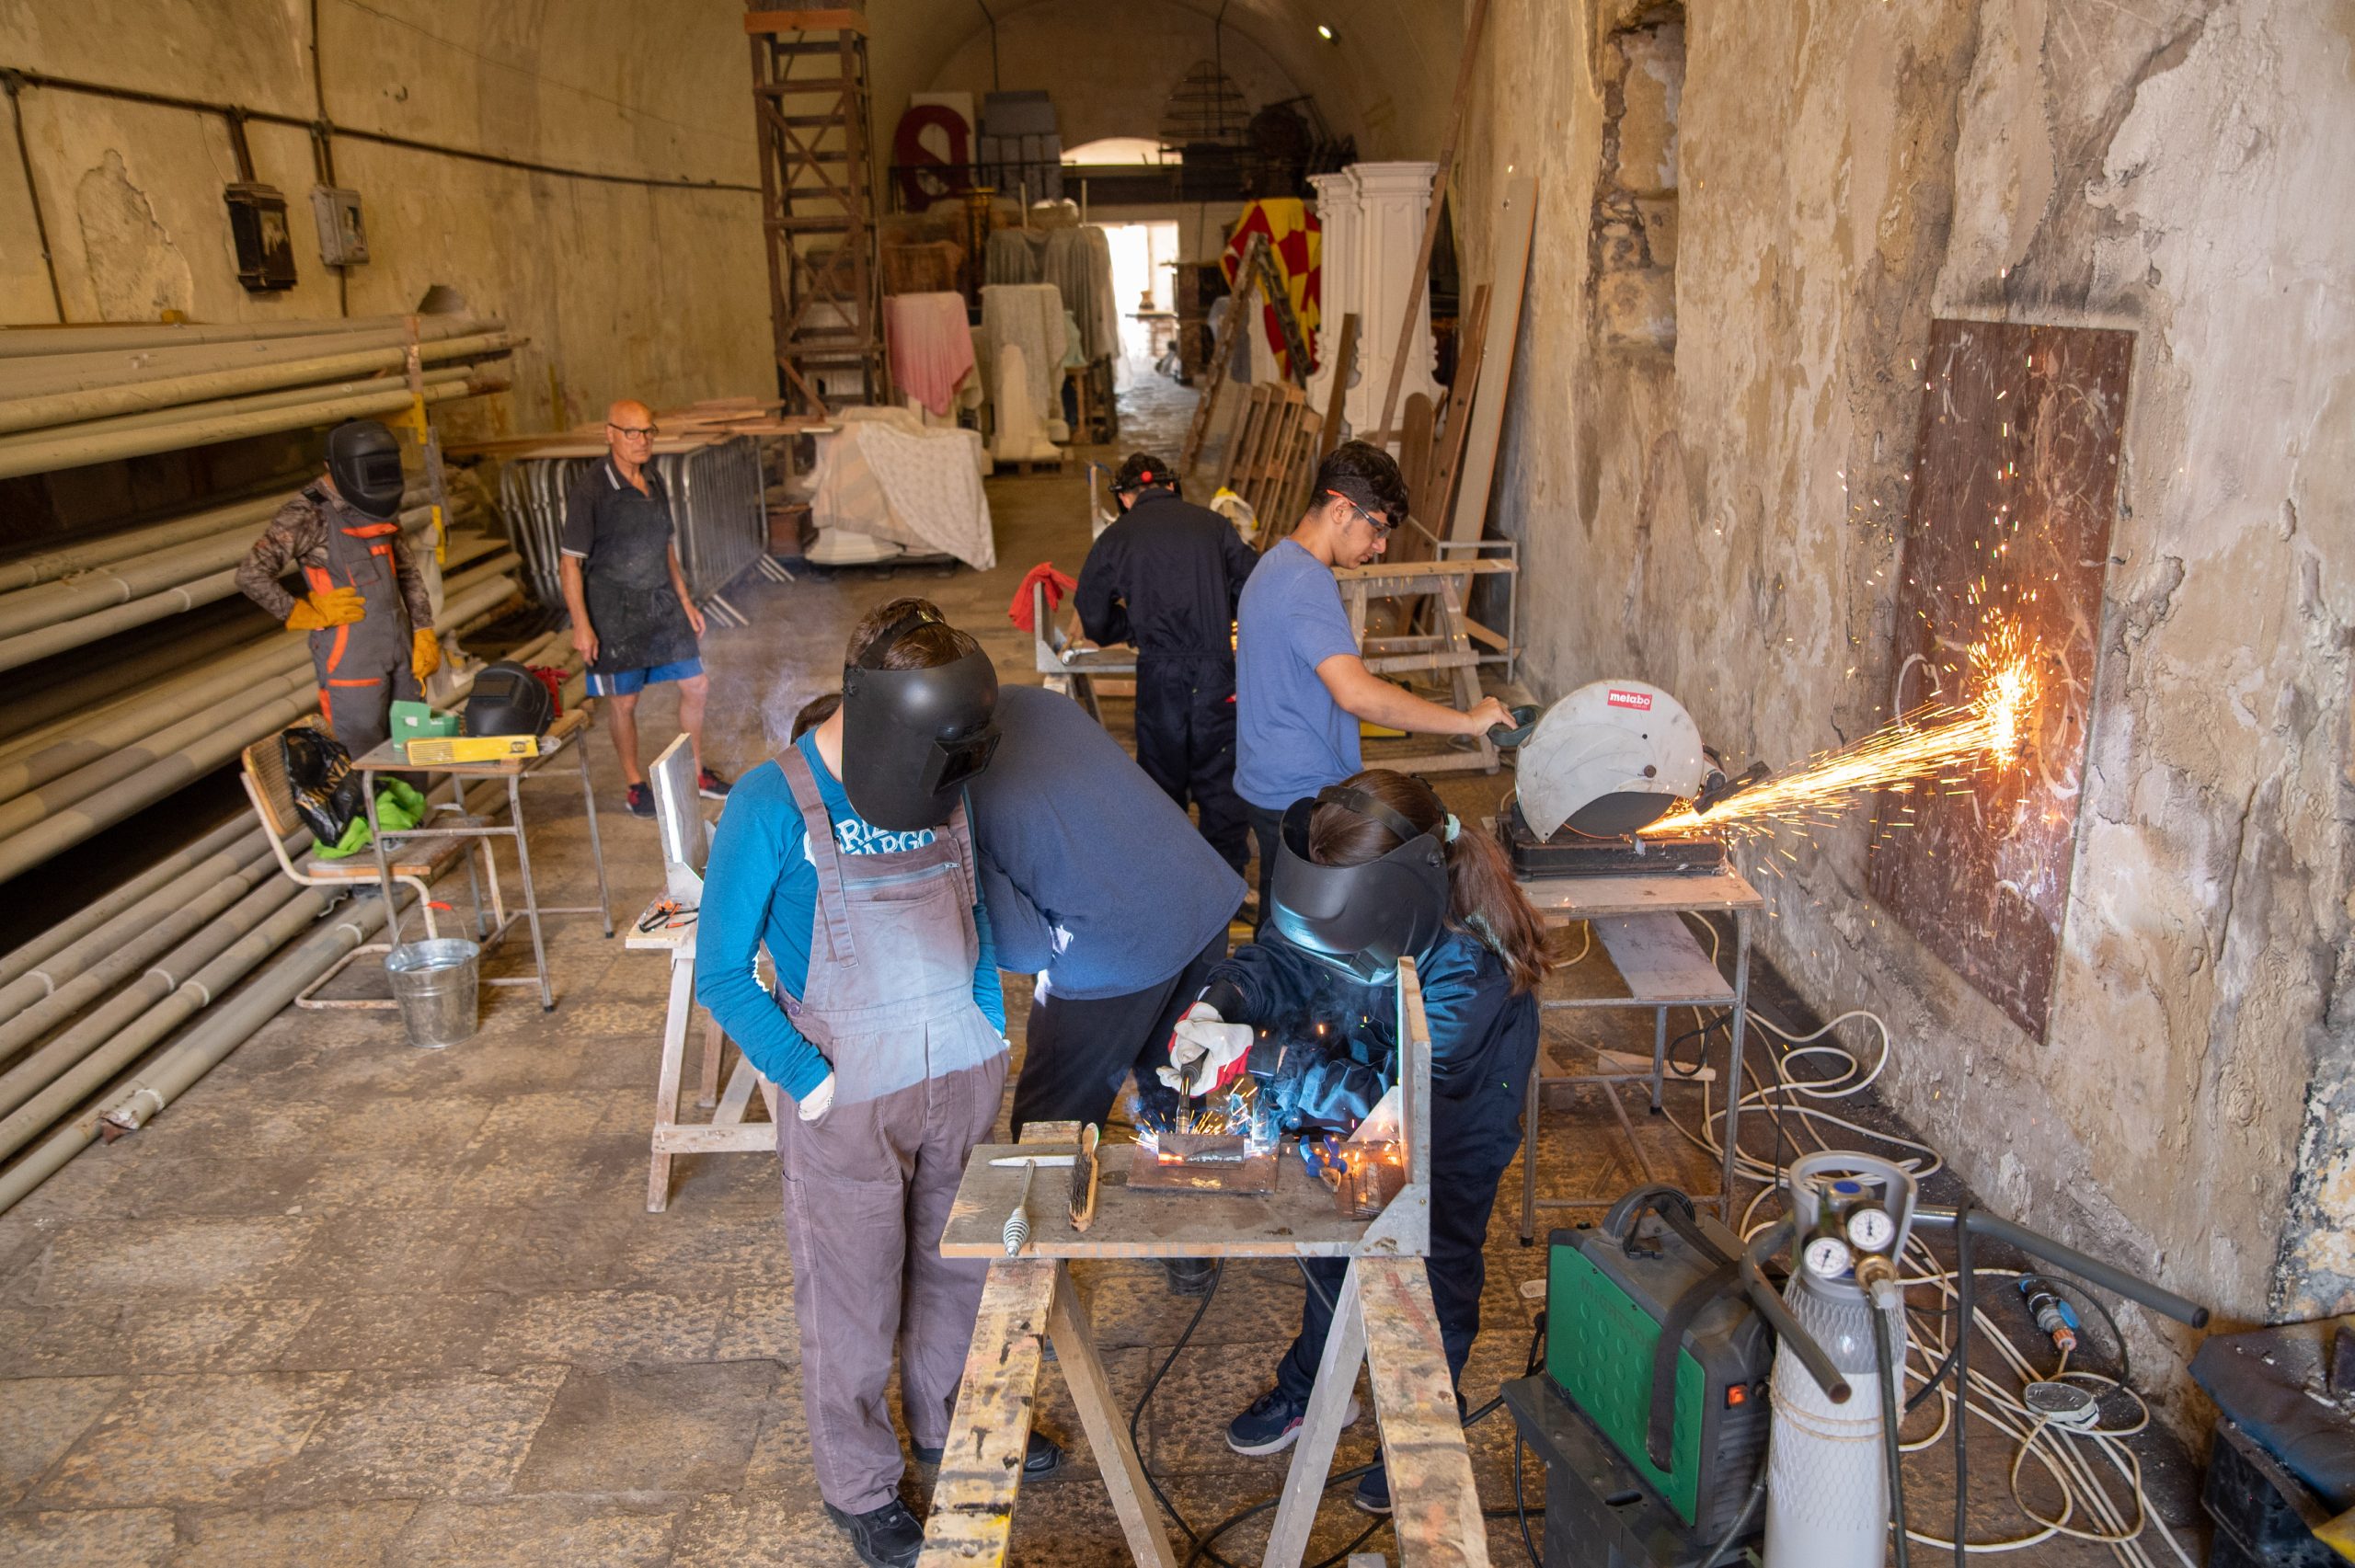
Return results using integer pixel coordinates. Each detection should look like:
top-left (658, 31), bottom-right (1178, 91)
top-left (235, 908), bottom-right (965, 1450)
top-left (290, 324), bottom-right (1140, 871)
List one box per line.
top-left (1344, 160), bottom-right (1443, 442)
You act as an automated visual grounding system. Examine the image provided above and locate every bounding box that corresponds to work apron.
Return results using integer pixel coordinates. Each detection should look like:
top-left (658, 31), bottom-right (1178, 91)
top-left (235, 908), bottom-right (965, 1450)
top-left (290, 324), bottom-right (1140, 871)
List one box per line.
top-left (580, 473), bottom-right (698, 675)
top-left (773, 747), bottom-right (1008, 1514)
top-left (303, 486), bottom-right (419, 760)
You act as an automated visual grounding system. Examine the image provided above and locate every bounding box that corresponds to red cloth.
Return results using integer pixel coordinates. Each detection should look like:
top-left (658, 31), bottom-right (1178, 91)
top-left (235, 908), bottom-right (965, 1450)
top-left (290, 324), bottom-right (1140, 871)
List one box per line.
top-left (1008, 562), bottom-right (1078, 634)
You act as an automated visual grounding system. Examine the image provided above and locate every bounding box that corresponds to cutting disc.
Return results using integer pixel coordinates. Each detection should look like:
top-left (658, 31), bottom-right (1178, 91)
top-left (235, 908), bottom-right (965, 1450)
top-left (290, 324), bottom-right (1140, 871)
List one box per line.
top-left (1514, 679), bottom-right (1709, 839)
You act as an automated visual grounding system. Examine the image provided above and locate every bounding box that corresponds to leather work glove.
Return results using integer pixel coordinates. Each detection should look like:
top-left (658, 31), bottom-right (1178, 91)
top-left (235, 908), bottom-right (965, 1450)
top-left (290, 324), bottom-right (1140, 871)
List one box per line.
top-left (796, 1072), bottom-right (836, 1123)
top-left (1156, 1002), bottom-right (1255, 1098)
top-left (410, 628), bottom-right (442, 682)
top-left (284, 586), bottom-right (366, 632)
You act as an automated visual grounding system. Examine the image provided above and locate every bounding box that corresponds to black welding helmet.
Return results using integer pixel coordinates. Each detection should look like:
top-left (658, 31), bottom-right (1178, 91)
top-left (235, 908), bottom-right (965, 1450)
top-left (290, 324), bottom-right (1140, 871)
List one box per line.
top-left (325, 419), bottom-right (406, 521)
top-left (839, 609), bottom-right (1001, 831)
top-left (1269, 785), bottom-right (1451, 984)
top-left (464, 660), bottom-right (555, 738)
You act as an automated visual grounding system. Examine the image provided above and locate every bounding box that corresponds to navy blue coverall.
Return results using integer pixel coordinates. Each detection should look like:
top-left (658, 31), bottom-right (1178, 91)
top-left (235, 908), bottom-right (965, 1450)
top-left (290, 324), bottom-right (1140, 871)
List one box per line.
top-left (1073, 487), bottom-right (1261, 876)
top-left (1197, 927), bottom-right (1540, 1397)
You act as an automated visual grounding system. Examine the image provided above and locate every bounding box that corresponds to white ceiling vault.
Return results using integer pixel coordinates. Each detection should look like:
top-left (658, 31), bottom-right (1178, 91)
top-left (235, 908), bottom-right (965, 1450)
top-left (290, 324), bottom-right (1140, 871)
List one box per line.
top-left (861, 0), bottom-right (1466, 162)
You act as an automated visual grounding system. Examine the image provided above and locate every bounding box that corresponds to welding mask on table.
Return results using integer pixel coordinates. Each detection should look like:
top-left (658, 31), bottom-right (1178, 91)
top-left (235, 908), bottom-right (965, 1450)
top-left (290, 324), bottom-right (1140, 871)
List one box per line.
top-left (840, 610), bottom-right (1001, 831)
top-left (325, 418), bottom-right (407, 522)
top-left (1269, 785), bottom-right (1451, 985)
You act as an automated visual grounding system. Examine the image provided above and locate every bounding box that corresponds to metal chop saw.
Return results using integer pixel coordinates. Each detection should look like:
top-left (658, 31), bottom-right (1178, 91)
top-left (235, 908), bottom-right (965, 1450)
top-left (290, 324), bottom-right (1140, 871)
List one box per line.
top-left (1495, 679), bottom-right (1768, 876)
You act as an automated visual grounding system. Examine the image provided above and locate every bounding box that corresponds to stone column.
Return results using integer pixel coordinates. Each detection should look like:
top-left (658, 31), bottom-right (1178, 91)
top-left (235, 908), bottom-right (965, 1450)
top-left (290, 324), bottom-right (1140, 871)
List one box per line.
top-left (1345, 161), bottom-right (1443, 442)
top-left (1304, 171), bottom-right (1360, 431)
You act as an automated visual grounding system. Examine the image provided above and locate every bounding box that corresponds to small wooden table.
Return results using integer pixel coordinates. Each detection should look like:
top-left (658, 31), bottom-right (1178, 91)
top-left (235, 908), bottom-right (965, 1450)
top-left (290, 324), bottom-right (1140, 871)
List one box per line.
top-left (1515, 865), bottom-right (1764, 1239)
top-left (626, 898), bottom-right (779, 1211)
top-left (923, 963), bottom-right (1491, 1568)
top-left (350, 707), bottom-right (615, 1010)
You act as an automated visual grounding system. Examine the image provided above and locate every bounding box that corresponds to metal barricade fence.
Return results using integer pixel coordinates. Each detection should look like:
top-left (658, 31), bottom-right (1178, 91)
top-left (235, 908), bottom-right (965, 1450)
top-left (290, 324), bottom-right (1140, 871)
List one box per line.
top-left (496, 437), bottom-right (766, 612)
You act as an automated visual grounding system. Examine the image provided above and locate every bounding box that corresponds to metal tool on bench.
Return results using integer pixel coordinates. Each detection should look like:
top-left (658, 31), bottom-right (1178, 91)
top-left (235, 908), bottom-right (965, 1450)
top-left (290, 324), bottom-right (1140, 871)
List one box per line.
top-left (1500, 679), bottom-right (1766, 877)
top-left (990, 1126), bottom-right (1102, 1247)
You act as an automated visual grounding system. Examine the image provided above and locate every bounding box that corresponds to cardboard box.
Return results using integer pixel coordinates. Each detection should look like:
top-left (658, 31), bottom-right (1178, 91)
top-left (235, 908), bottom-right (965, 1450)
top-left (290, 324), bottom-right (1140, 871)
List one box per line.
top-left (404, 734), bottom-right (539, 765)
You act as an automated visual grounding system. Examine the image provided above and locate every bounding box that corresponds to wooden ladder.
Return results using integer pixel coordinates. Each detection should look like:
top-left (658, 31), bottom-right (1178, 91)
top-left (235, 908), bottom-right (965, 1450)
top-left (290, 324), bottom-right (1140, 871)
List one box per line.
top-left (747, 6), bottom-right (883, 414)
top-left (1178, 231), bottom-right (1311, 473)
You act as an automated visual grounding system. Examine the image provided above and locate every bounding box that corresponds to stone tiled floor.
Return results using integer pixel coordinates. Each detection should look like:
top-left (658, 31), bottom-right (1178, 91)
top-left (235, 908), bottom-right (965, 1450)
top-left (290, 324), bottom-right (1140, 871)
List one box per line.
top-left (0, 380), bottom-right (2196, 1564)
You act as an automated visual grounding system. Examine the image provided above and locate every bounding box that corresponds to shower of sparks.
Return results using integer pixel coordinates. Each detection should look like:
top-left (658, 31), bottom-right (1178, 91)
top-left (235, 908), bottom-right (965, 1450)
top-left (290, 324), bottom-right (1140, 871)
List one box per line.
top-left (1642, 615), bottom-right (2043, 840)
top-left (1133, 1077), bottom-right (1258, 1154)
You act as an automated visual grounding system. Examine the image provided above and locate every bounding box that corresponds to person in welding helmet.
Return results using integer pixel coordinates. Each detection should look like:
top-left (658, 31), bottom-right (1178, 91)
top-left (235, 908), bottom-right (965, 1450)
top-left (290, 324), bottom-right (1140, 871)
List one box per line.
top-left (236, 418), bottom-right (441, 760)
top-left (1159, 768), bottom-right (1546, 1515)
top-left (696, 598), bottom-right (1060, 1568)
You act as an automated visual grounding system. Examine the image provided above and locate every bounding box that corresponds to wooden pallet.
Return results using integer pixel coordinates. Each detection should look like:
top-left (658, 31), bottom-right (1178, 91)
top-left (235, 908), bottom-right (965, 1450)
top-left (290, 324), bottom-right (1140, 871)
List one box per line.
top-left (1218, 382), bottom-right (1322, 542)
top-left (1178, 231), bottom-right (1309, 475)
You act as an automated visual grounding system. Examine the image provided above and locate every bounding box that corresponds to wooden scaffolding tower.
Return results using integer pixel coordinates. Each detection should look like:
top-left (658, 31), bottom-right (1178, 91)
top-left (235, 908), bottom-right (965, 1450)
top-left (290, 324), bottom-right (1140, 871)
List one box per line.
top-left (747, 6), bottom-right (882, 413)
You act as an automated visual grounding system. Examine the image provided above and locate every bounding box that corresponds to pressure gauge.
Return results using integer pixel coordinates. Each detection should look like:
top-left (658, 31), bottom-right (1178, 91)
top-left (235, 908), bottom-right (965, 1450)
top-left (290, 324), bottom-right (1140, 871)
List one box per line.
top-left (1802, 1234), bottom-right (1855, 1279)
top-left (1845, 1205), bottom-right (1897, 1253)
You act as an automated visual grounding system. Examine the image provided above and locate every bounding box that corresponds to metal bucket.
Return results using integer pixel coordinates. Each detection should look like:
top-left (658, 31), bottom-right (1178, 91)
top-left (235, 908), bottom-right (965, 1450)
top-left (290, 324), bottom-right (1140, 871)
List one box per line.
top-left (385, 938), bottom-right (481, 1049)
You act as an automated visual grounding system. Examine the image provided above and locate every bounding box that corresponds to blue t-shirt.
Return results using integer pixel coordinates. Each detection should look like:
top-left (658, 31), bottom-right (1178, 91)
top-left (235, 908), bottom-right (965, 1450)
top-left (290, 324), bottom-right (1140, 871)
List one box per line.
top-left (695, 731), bottom-right (1003, 1099)
top-left (1235, 539), bottom-right (1361, 809)
top-left (969, 685), bottom-right (1244, 1000)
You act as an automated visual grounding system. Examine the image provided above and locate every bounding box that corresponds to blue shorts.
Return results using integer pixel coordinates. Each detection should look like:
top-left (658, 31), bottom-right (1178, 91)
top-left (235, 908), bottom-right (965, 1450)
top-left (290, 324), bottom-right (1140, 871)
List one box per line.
top-left (585, 658), bottom-right (704, 697)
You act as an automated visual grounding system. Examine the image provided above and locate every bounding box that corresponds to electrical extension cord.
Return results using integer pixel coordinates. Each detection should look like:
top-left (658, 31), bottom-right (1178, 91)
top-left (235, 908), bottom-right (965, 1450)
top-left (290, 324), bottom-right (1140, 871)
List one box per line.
top-left (1544, 910), bottom-right (2192, 1563)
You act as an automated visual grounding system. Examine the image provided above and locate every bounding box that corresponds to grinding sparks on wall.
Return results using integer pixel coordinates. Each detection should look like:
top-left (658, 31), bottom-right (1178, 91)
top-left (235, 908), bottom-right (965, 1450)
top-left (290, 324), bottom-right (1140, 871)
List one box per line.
top-left (1642, 613), bottom-right (2045, 841)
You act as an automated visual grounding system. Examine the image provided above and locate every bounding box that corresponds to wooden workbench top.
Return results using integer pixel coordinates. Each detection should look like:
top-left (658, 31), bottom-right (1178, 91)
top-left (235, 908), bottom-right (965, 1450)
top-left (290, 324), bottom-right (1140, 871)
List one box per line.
top-left (1518, 865), bottom-right (1764, 918)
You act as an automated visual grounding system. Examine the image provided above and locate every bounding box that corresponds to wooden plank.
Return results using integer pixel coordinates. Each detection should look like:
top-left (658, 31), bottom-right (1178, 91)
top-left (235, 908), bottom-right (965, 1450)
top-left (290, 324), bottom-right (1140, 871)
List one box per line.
top-left (1048, 1269), bottom-right (1181, 1568)
top-left (1318, 312), bottom-right (1359, 460)
top-left (1418, 283), bottom-right (1491, 555)
top-left (1396, 393), bottom-right (1436, 533)
top-left (646, 960), bottom-right (695, 1213)
top-left (650, 1123), bottom-right (784, 1154)
top-left (1373, 0), bottom-right (1493, 442)
top-left (1265, 1263), bottom-right (1372, 1568)
top-left (1592, 913), bottom-right (1735, 1003)
top-left (1360, 1259), bottom-right (1492, 1567)
top-left (1334, 558), bottom-right (1516, 581)
top-left (917, 1260), bottom-right (1054, 1568)
top-left (1518, 866), bottom-right (1765, 918)
top-left (745, 9), bottom-right (870, 35)
top-left (1448, 177), bottom-right (1538, 544)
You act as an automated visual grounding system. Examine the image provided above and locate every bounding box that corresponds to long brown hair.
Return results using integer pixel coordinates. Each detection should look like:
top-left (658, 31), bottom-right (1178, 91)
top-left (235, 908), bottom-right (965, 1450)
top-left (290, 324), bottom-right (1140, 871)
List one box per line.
top-left (1308, 769), bottom-right (1551, 993)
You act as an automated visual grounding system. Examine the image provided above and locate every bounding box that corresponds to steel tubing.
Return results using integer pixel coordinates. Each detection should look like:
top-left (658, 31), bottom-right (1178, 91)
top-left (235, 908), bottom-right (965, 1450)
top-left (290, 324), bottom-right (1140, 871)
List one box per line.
top-left (0, 830), bottom-right (280, 1026)
top-left (0, 312), bottom-right (499, 361)
top-left (0, 872), bottom-right (311, 1120)
top-left (0, 567), bottom-right (518, 881)
top-left (0, 322), bottom-right (499, 399)
top-left (0, 482), bottom-right (438, 593)
top-left (0, 880), bottom-right (329, 1162)
top-left (17, 363), bottom-right (477, 446)
top-left (0, 372), bottom-right (508, 482)
top-left (0, 332), bottom-right (517, 433)
top-left (0, 891), bottom-right (394, 1216)
top-left (0, 817), bottom-right (260, 992)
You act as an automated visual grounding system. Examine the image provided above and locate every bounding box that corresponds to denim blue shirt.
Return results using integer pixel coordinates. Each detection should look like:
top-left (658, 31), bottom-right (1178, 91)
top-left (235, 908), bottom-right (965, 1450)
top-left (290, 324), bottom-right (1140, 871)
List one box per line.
top-left (695, 731), bottom-right (1003, 1099)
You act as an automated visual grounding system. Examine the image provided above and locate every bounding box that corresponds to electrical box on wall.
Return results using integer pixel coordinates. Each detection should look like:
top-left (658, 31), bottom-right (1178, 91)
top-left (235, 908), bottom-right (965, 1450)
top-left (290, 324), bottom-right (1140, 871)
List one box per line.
top-left (224, 183), bottom-right (299, 291)
top-left (311, 186), bottom-right (368, 266)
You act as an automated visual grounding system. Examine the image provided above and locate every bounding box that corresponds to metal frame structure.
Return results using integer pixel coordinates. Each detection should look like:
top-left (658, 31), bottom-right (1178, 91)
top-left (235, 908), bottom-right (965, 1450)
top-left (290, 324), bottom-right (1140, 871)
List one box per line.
top-left (496, 437), bottom-right (767, 612)
top-left (748, 6), bottom-right (882, 413)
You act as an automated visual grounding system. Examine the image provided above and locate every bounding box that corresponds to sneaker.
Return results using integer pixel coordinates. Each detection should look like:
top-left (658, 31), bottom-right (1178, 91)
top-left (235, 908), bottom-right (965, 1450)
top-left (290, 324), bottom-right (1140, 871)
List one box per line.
top-left (1164, 1257), bottom-right (1217, 1297)
top-left (913, 1427), bottom-right (1063, 1475)
top-left (624, 783), bottom-right (655, 818)
top-left (822, 1498), bottom-right (925, 1568)
top-left (1352, 1460), bottom-right (1391, 1516)
top-left (1225, 1386), bottom-right (1361, 1457)
top-left (697, 767), bottom-right (732, 800)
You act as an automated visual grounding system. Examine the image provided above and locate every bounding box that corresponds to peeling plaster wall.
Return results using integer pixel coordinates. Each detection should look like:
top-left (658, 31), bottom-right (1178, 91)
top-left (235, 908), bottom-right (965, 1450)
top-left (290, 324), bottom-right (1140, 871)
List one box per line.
top-left (0, 0), bottom-right (769, 436)
top-left (1463, 0), bottom-right (2355, 1416)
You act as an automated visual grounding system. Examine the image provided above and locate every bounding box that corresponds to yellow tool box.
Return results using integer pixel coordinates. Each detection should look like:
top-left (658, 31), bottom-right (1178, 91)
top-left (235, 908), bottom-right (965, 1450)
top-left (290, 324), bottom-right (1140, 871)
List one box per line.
top-left (404, 734), bottom-right (539, 765)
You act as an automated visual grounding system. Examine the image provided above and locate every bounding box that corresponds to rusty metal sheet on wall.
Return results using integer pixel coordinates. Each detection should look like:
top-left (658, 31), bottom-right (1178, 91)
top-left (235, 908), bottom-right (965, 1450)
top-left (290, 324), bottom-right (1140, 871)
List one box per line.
top-left (1867, 319), bottom-right (2132, 1041)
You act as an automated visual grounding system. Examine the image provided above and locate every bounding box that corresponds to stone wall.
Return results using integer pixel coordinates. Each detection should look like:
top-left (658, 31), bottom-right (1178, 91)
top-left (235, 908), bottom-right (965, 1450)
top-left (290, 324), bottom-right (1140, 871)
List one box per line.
top-left (1459, 0), bottom-right (2355, 1415)
top-left (0, 0), bottom-right (772, 438)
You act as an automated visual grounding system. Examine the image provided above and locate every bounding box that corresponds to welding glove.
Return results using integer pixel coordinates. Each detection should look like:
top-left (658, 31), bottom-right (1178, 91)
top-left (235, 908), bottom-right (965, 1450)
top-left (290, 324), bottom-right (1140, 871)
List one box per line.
top-left (796, 1072), bottom-right (835, 1122)
top-left (284, 586), bottom-right (367, 632)
top-left (410, 628), bottom-right (442, 682)
top-left (1156, 1002), bottom-right (1254, 1098)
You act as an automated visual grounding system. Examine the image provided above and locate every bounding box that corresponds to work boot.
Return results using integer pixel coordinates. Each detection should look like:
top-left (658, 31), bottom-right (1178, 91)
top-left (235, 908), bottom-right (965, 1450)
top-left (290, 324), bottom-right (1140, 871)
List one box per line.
top-left (697, 767), bottom-right (732, 800)
top-left (822, 1498), bottom-right (925, 1568)
top-left (624, 783), bottom-right (656, 818)
top-left (913, 1427), bottom-right (1063, 1475)
top-left (1164, 1257), bottom-right (1217, 1296)
top-left (1352, 1459), bottom-right (1392, 1516)
top-left (1225, 1386), bottom-right (1361, 1457)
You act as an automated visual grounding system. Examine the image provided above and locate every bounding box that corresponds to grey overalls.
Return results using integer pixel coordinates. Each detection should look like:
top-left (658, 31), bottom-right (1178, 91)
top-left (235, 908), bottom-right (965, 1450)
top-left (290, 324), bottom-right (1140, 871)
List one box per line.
top-left (302, 485), bottom-right (420, 758)
top-left (775, 747), bottom-right (1008, 1514)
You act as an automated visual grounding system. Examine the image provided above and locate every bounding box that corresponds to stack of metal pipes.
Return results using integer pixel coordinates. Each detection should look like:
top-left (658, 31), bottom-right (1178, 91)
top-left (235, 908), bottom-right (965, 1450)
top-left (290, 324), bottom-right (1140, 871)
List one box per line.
top-left (0, 313), bottom-right (515, 480)
top-left (0, 312), bottom-right (546, 1210)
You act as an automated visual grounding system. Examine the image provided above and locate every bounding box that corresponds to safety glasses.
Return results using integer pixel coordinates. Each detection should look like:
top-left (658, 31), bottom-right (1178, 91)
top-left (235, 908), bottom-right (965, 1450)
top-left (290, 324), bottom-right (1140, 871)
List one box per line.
top-left (1325, 489), bottom-right (1396, 539)
top-left (608, 422), bottom-right (659, 441)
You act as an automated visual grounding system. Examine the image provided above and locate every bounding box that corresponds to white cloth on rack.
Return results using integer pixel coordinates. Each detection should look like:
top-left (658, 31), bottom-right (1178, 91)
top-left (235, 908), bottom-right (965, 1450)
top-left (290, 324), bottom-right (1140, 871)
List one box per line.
top-left (810, 406), bottom-right (996, 570)
top-left (1042, 226), bottom-right (1121, 363)
top-left (981, 283), bottom-right (1069, 446)
top-left (989, 343), bottom-right (1060, 463)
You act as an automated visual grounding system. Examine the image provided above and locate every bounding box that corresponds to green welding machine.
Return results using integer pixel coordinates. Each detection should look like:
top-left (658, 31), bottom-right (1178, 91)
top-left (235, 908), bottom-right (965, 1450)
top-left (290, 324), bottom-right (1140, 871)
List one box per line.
top-left (1545, 1186), bottom-right (1774, 1539)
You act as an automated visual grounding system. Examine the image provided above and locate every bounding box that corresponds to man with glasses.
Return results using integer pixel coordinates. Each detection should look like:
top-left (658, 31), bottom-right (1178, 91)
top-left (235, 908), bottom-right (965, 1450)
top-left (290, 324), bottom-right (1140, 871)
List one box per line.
top-left (561, 399), bottom-right (729, 817)
top-left (1233, 441), bottom-right (1510, 916)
